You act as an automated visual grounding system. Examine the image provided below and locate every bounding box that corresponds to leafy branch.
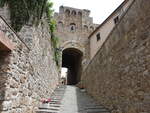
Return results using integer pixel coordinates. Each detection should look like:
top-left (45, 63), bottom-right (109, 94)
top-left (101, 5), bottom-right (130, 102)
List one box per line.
top-left (0, 0), bottom-right (53, 32)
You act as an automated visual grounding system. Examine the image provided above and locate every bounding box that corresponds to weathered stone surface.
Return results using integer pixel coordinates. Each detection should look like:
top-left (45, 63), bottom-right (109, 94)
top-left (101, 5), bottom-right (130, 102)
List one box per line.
top-left (54, 6), bottom-right (99, 69)
top-left (0, 14), bottom-right (60, 112)
top-left (82, 0), bottom-right (150, 113)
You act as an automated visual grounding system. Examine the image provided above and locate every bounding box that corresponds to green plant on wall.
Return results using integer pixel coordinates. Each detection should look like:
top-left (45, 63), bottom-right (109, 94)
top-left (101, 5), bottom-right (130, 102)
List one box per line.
top-left (45, 1), bottom-right (61, 67)
top-left (0, 0), bottom-right (52, 31)
top-left (51, 36), bottom-right (61, 66)
top-left (49, 20), bottom-right (61, 67)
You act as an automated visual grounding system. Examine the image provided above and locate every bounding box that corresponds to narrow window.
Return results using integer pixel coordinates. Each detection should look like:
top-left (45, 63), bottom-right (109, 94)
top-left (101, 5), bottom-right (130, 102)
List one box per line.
top-left (70, 23), bottom-right (76, 32)
top-left (114, 16), bottom-right (119, 24)
top-left (71, 26), bottom-right (74, 31)
top-left (96, 33), bottom-right (101, 41)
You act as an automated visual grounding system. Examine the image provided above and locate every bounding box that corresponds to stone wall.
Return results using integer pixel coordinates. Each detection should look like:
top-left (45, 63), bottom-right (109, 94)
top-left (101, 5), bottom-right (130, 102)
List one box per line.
top-left (82, 0), bottom-right (150, 113)
top-left (0, 16), bottom-right (60, 112)
top-left (54, 6), bottom-right (99, 68)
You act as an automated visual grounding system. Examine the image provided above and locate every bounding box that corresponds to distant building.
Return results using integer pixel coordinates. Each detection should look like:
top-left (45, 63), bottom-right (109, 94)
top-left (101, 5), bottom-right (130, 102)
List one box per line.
top-left (88, 0), bottom-right (134, 59)
top-left (54, 6), bottom-right (98, 85)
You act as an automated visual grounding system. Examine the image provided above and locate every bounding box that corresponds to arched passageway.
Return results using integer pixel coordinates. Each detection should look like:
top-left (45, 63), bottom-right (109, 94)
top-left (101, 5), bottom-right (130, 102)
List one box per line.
top-left (62, 48), bottom-right (83, 85)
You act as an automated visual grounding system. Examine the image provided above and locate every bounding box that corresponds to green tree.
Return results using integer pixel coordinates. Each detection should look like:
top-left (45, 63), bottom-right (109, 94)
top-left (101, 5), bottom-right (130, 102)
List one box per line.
top-left (0, 0), bottom-right (54, 32)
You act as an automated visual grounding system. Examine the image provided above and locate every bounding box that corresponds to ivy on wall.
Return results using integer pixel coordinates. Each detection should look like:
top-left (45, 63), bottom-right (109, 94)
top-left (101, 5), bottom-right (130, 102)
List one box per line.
top-left (0, 0), bottom-right (52, 31)
top-left (49, 19), bottom-right (61, 67)
top-left (52, 36), bottom-right (61, 66)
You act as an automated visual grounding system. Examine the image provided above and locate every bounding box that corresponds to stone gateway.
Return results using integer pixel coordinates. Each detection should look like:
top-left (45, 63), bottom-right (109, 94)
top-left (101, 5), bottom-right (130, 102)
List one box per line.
top-left (0, 0), bottom-right (150, 113)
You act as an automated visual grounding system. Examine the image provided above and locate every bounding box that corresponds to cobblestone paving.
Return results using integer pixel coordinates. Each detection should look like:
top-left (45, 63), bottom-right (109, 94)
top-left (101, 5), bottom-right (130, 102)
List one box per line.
top-left (36, 85), bottom-right (110, 113)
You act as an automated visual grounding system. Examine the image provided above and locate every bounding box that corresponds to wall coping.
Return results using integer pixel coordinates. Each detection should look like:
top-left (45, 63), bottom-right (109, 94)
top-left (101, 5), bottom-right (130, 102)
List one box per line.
top-left (0, 31), bottom-right (14, 51)
top-left (0, 16), bottom-right (30, 50)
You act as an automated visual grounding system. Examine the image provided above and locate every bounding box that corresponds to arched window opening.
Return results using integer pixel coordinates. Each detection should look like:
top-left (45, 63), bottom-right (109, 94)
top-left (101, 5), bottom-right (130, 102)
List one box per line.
top-left (65, 9), bottom-right (70, 15)
top-left (90, 26), bottom-right (94, 31)
top-left (78, 11), bottom-right (82, 16)
top-left (72, 10), bottom-right (76, 15)
top-left (58, 21), bottom-right (63, 28)
top-left (84, 25), bottom-right (88, 31)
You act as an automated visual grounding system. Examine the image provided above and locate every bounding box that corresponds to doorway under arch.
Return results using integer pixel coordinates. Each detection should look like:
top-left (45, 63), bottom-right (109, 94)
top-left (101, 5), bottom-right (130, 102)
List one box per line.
top-left (62, 48), bottom-right (83, 85)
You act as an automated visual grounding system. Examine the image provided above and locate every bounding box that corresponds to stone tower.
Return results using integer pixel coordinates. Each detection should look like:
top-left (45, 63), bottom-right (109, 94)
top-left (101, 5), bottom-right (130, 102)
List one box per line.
top-left (54, 6), bottom-right (98, 84)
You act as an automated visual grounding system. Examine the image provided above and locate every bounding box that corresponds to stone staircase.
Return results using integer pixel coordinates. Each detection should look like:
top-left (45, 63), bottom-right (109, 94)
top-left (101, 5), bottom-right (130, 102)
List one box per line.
top-left (36, 85), bottom-right (110, 113)
top-left (36, 86), bottom-right (66, 113)
top-left (72, 88), bottom-right (110, 113)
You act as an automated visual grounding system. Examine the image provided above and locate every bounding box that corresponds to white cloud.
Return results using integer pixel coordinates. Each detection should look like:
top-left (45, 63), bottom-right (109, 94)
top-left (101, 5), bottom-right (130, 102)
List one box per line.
top-left (51, 0), bottom-right (124, 24)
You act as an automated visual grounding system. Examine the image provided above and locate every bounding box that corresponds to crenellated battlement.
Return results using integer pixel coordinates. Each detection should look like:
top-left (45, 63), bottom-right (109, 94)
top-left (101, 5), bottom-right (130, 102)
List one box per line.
top-left (59, 6), bottom-right (91, 17)
top-left (54, 6), bottom-right (98, 34)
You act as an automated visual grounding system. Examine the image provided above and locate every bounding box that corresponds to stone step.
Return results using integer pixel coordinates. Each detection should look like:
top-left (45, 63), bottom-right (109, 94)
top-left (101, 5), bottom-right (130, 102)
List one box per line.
top-left (51, 97), bottom-right (63, 99)
top-left (37, 105), bottom-right (60, 113)
top-left (40, 107), bottom-right (59, 111)
top-left (48, 105), bottom-right (61, 108)
top-left (46, 104), bottom-right (61, 106)
top-left (36, 86), bottom-right (66, 113)
top-left (36, 109), bottom-right (59, 113)
top-left (50, 100), bottom-right (60, 102)
top-left (49, 100), bottom-right (60, 102)
top-left (52, 92), bottom-right (65, 94)
top-left (48, 102), bottom-right (61, 105)
top-left (39, 106), bottom-right (60, 109)
top-left (51, 97), bottom-right (62, 100)
top-left (51, 99), bottom-right (61, 101)
top-left (51, 98), bottom-right (62, 100)
top-left (37, 86), bottom-right (111, 113)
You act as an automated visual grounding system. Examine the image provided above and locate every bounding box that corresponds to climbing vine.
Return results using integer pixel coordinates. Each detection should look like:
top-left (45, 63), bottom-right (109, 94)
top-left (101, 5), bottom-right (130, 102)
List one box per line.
top-left (51, 36), bottom-right (61, 66)
top-left (0, 0), bottom-right (51, 31)
top-left (48, 19), bottom-right (61, 67)
top-left (45, 1), bottom-right (61, 67)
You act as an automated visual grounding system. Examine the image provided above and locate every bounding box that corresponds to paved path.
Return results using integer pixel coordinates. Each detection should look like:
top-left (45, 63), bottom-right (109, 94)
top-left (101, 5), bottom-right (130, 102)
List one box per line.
top-left (36, 85), bottom-right (110, 113)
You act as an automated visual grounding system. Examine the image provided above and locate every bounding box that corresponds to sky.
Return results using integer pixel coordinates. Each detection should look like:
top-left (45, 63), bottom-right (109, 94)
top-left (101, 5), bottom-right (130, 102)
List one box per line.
top-left (61, 68), bottom-right (68, 78)
top-left (51, 0), bottom-right (124, 24)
